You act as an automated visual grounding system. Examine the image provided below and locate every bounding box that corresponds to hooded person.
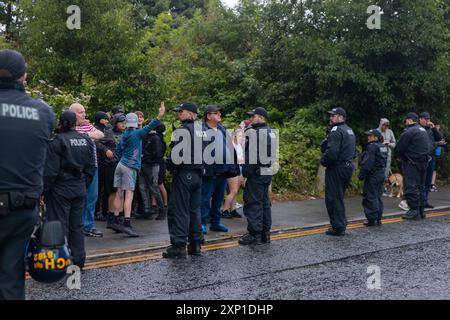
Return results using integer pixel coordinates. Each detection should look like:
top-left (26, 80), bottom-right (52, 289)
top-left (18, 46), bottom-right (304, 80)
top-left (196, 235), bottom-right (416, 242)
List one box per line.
top-left (378, 118), bottom-right (396, 180)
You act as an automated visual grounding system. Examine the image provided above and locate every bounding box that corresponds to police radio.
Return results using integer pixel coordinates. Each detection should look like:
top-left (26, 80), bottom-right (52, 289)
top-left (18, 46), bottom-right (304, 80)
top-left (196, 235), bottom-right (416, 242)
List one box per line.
top-left (25, 203), bottom-right (73, 283)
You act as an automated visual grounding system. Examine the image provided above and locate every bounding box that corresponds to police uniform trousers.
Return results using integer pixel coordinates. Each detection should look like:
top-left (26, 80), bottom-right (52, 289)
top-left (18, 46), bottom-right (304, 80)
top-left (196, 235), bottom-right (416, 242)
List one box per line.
top-left (402, 161), bottom-right (428, 210)
top-left (0, 207), bottom-right (38, 300)
top-left (362, 170), bottom-right (385, 222)
top-left (243, 175), bottom-right (272, 236)
top-left (167, 170), bottom-right (202, 247)
top-left (45, 192), bottom-right (86, 268)
top-left (325, 164), bottom-right (354, 233)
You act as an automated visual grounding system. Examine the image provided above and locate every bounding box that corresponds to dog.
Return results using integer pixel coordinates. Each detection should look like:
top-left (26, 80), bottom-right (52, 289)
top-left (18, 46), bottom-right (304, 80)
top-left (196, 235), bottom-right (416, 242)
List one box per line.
top-left (386, 173), bottom-right (404, 198)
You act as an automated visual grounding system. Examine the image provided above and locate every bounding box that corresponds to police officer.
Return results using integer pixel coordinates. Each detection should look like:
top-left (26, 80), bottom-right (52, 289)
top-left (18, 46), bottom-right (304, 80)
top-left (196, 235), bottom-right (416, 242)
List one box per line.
top-left (239, 107), bottom-right (275, 245)
top-left (320, 107), bottom-right (356, 236)
top-left (394, 112), bottom-right (432, 220)
top-left (0, 49), bottom-right (56, 300)
top-left (358, 129), bottom-right (388, 227)
top-left (43, 111), bottom-right (96, 269)
top-left (419, 112), bottom-right (443, 209)
top-left (163, 102), bottom-right (203, 259)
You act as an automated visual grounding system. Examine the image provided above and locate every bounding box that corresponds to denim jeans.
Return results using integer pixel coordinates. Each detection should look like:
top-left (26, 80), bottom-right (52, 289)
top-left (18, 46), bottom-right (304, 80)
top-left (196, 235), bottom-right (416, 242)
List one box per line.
top-left (200, 175), bottom-right (227, 226)
top-left (84, 168), bottom-right (98, 232)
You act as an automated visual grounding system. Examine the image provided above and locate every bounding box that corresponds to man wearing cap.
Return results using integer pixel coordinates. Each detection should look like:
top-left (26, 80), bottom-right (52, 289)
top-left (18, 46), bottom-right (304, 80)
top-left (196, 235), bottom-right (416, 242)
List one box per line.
top-left (110, 103), bottom-right (165, 237)
top-left (378, 118), bottom-right (396, 186)
top-left (163, 102), bottom-right (204, 258)
top-left (394, 112), bottom-right (433, 220)
top-left (239, 107), bottom-right (275, 245)
top-left (0, 49), bottom-right (56, 299)
top-left (320, 107), bottom-right (356, 236)
top-left (358, 129), bottom-right (388, 226)
top-left (200, 105), bottom-right (234, 234)
top-left (419, 112), bottom-right (443, 209)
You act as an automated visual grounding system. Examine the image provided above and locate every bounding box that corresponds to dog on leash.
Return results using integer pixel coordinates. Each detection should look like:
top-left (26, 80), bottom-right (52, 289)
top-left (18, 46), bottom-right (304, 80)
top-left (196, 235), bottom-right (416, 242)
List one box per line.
top-left (386, 173), bottom-right (404, 198)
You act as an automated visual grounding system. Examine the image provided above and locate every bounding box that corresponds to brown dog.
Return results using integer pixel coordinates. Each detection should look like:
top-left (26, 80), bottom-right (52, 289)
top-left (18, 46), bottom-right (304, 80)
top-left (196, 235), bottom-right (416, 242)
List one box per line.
top-left (386, 173), bottom-right (404, 198)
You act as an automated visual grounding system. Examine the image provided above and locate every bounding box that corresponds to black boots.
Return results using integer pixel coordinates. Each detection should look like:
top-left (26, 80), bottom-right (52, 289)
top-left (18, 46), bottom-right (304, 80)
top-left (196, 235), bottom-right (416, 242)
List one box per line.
top-left (162, 245), bottom-right (187, 259)
top-left (325, 228), bottom-right (346, 236)
top-left (187, 242), bottom-right (202, 256)
top-left (238, 233), bottom-right (263, 245)
top-left (402, 209), bottom-right (421, 220)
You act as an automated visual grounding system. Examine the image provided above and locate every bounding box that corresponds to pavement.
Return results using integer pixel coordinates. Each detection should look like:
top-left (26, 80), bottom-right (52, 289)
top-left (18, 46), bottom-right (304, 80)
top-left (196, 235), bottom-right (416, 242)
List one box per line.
top-left (26, 213), bottom-right (450, 299)
top-left (85, 187), bottom-right (450, 258)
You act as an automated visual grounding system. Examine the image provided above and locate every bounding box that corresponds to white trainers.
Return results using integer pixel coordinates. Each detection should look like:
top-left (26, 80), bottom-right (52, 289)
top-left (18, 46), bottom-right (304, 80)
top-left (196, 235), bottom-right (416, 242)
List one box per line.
top-left (235, 202), bottom-right (243, 209)
top-left (398, 200), bottom-right (410, 211)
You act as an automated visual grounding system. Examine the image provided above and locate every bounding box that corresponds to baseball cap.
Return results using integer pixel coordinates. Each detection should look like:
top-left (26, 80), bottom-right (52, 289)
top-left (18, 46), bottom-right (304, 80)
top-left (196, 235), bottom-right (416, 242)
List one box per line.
top-left (0, 49), bottom-right (27, 81)
top-left (111, 114), bottom-right (126, 126)
top-left (246, 107), bottom-right (268, 119)
top-left (173, 102), bottom-right (198, 114)
top-left (364, 129), bottom-right (382, 138)
top-left (125, 113), bottom-right (138, 128)
top-left (419, 112), bottom-right (431, 119)
top-left (404, 112), bottom-right (419, 121)
top-left (204, 105), bottom-right (221, 115)
top-left (327, 107), bottom-right (347, 117)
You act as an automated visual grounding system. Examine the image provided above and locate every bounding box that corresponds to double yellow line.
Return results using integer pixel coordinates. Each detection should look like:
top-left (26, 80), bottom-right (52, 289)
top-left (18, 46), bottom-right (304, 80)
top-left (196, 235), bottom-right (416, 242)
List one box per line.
top-left (26, 210), bottom-right (450, 277)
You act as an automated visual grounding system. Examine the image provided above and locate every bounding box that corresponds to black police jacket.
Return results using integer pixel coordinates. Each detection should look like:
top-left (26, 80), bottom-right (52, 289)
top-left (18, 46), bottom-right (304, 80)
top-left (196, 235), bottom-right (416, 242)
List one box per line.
top-left (166, 119), bottom-right (204, 173)
top-left (242, 122), bottom-right (274, 178)
top-left (320, 122), bottom-right (356, 168)
top-left (394, 124), bottom-right (432, 163)
top-left (43, 130), bottom-right (96, 198)
top-left (143, 131), bottom-right (166, 166)
top-left (358, 141), bottom-right (388, 180)
top-left (0, 81), bottom-right (56, 195)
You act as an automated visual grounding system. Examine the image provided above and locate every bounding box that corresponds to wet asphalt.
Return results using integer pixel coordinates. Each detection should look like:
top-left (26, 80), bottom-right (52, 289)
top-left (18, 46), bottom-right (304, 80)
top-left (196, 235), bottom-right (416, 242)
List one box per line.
top-left (26, 215), bottom-right (450, 300)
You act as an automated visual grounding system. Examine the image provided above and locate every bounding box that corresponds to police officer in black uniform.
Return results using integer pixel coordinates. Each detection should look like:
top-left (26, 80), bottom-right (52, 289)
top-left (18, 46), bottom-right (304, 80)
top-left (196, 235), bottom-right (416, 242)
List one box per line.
top-left (239, 107), bottom-right (275, 245)
top-left (394, 112), bottom-right (432, 220)
top-left (163, 102), bottom-right (203, 259)
top-left (358, 129), bottom-right (388, 227)
top-left (320, 107), bottom-right (356, 236)
top-left (43, 111), bottom-right (96, 269)
top-left (0, 49), bottom-right (56, 300)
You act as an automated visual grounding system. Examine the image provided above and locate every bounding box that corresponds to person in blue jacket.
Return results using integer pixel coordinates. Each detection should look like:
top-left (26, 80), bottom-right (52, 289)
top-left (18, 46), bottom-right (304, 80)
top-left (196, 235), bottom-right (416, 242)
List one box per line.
top-left (110, 103), bottom-right (166, 237)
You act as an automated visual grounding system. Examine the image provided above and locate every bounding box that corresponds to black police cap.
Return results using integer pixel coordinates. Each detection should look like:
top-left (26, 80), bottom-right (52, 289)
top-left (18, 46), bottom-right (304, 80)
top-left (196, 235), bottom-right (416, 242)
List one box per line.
top-left (327, 107), bottom-right (347, 118)
top-left (173, 102), bottom-right (198, 114)
top-left (364, 129), bottom-right (382, 138)
top-left (246, 107), bottom-right (268, 119)
top-left (419, 112), bottom-right (431, 119)
top-left (111, 106), bottom-right (125, 115)
top-left (0, 49), bottom-right (26, 81)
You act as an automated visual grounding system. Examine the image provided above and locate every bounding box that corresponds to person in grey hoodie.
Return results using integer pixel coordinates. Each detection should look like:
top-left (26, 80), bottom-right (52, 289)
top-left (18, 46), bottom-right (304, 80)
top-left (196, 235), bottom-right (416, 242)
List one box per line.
top-left (378, 118), bottom-right (396, 180)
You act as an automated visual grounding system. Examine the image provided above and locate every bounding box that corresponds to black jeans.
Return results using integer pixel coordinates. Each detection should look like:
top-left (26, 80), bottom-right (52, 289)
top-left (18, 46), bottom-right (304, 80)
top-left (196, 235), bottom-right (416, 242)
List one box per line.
top-left (325, 164), bottom-right (354, 232)
top-left (0, 207), bottom-right (38, 300)
top-left (243, 175), bottom-right (272, 235)
top-left (45, 191), bottom-right (86, 268)
top-left (167, 170), bottom-right (202, 247)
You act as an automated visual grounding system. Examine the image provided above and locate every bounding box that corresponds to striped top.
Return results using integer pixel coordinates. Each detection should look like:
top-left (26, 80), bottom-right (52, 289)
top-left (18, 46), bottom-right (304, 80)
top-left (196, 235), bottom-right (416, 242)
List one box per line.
top-left (75, 121), bottom-right (98, 168)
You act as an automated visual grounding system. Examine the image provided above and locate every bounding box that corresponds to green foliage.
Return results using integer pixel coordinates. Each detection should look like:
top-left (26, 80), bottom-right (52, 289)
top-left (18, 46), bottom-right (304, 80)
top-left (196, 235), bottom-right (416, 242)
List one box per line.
top-left (2, 0), bottom-right (449, 195)
top-left (272, 109), bottom-right (326, 195)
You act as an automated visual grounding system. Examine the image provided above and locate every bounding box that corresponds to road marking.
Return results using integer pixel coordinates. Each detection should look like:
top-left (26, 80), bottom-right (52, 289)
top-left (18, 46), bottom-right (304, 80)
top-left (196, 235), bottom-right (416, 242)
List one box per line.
top-left (25, 210), bottom-right (450, 277)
